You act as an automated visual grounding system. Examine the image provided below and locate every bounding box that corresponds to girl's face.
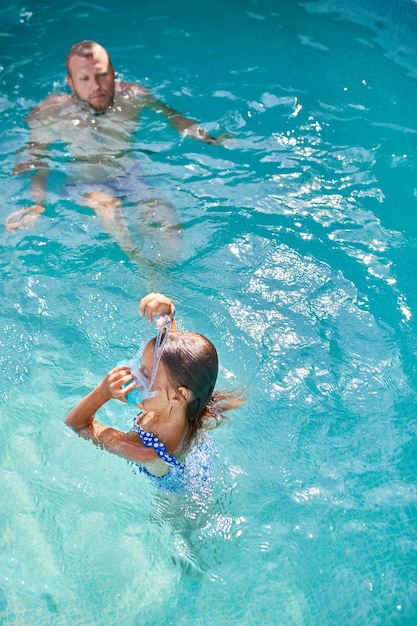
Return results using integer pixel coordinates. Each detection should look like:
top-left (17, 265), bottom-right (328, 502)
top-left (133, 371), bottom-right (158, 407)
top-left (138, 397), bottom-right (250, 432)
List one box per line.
top-left (136, 342), bottom-right (173, 412)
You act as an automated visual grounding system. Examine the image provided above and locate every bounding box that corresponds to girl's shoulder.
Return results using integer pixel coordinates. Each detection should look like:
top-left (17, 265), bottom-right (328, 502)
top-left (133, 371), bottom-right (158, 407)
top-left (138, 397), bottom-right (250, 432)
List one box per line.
top-left (134, 412), bottom-right (187, 457)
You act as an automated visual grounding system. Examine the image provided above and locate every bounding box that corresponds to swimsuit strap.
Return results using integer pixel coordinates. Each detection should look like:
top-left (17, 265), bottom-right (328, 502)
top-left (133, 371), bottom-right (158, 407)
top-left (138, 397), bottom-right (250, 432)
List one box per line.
top-left (130, 423), bottom-right (185, 471)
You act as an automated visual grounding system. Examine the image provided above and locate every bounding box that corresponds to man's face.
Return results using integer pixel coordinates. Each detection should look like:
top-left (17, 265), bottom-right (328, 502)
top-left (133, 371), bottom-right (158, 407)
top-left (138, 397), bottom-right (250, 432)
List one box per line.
top-left (67, 46), bottom-right (115, 112)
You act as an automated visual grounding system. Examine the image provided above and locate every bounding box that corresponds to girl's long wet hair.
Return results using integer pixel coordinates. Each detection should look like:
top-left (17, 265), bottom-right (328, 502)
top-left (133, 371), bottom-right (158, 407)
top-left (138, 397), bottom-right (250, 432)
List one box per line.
top-left (152, 332), bottom-right (245, 446)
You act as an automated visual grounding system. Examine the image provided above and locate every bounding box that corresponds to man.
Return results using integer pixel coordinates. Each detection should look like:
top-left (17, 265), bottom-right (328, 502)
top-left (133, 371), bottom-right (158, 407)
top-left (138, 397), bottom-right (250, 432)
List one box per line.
top-left (6, 41), bottom-right (224, 263)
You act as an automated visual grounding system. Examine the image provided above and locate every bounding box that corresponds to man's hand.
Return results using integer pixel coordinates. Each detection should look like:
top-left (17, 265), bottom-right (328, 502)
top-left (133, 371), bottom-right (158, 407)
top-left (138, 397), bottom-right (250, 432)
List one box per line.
top-left (204, 131), bottom-right (236, 146)
top-left (5, 204), bottom-right (45, 232)
top-left (184, 126), bottom-right (235, 146)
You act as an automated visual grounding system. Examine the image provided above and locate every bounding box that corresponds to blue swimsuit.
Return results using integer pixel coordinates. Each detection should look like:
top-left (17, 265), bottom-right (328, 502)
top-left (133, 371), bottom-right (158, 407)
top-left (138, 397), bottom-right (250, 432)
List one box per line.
top-left (130, 421), bottom-right (185, 472)
top-left (130, 417), bottom-right (216, 493)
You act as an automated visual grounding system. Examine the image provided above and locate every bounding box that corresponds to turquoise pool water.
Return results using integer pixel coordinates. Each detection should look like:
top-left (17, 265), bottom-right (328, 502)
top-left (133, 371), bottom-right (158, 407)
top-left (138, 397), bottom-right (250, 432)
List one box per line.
top-left (1, 0), bottom-right (417, 624)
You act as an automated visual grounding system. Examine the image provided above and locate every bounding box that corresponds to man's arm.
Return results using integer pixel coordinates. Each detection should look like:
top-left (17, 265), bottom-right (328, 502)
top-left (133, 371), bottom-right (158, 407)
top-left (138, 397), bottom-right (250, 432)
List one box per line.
top-left (13, 147), bottom-right (49, 201)
top-left (6, 157), bottom-right (49, 233)
top-left (140, 89), bottom-right (225, 145)
top-left (6, 96), bottom-right (65, 233)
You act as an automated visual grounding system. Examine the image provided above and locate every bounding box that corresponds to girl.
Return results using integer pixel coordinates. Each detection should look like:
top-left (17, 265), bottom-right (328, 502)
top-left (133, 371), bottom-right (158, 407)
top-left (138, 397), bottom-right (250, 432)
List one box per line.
top-left (66, 292), bottom-right (245, 490)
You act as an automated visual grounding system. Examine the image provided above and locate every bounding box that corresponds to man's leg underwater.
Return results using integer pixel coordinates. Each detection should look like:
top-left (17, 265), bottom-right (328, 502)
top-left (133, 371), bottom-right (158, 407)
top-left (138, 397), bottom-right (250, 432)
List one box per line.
top-left (131, 196), bottom-right (183, 266)
top-left (81, 190), bottom-right (134, 250)
top-left (81, 190), bottom-right (183, 267)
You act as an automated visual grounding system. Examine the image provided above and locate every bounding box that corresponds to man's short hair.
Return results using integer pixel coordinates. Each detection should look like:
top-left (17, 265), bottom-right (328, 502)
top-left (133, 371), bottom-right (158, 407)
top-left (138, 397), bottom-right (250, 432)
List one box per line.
top-left (66, 40), bottom-right (114, 76)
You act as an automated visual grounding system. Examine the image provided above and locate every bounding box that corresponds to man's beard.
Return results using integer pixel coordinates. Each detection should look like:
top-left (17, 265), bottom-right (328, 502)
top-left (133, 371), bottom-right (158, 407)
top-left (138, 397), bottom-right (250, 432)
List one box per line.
top-left (72, 90), bottom-right (114, 115)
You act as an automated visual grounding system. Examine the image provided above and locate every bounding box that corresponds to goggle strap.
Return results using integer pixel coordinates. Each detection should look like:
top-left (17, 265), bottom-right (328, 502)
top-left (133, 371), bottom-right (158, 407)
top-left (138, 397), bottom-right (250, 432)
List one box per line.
top-left (149, 314), bottom-right (172, 388)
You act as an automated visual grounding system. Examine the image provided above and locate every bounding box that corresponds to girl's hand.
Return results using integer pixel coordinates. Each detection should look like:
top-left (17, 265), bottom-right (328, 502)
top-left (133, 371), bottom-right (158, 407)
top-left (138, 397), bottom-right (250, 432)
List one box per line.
top-left (100, 365), bottom-right (135, 403)
top-left (139, 292), bottom-right (176, 322)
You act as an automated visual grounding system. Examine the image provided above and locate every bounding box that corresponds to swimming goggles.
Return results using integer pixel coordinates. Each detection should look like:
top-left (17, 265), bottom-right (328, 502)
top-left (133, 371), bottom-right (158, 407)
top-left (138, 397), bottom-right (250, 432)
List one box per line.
top-left (123, 314), bottom-right (172, 404)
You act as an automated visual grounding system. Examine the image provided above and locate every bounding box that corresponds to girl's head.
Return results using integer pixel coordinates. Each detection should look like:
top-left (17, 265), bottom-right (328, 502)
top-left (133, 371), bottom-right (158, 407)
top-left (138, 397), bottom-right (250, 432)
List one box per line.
top-left (147, 332), bottom-right (219, 443)
top-left (163, 332), bottom-right (218, 434)
top-left (140, 331), bottom-right (245, 445)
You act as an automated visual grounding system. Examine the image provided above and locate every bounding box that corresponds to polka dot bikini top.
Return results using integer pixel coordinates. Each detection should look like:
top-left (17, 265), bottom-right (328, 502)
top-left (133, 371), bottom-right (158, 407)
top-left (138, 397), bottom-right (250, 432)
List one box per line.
top-left (130, 419), bottom-right (185, 472)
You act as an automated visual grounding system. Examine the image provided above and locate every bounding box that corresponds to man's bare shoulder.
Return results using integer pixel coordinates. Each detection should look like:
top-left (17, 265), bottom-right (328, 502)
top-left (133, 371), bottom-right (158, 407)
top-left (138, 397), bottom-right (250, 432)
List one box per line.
top-left (28, 94), bottom-right (71, 121)
top-left (117, 81), bottom-right (151, 98)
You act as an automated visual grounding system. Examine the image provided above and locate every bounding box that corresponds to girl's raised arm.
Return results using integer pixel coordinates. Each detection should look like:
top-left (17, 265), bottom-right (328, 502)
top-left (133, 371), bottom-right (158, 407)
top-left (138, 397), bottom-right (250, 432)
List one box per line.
top-left (139, 292), bottom-right (177, 331)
